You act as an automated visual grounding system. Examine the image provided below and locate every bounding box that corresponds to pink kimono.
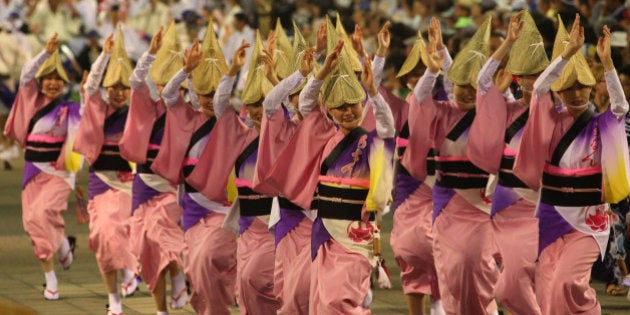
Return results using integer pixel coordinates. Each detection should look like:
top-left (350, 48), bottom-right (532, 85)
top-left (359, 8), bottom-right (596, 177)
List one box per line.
top-left (73, 52), bottom-right (137, 274)
top-left (178, 72), bottom-right (276, 314)
top-left (514, 57), bottom-right (630, 314)
top-left (261, 76), bottom-right (395, 315)
top-left (4, 50), bottom-right (80, 262)
top-left (413, 68), bottom-right (499, 315)
top-left (120, 51), bottom-right (184, 294)
top-left (151, 70), bottom-right (242, 315)
top-left (466, 57), bottom-right (541, 314)
top-left (387, 86), bottom-right (441, 298)
top-left (253, 70), bottom-right (312, 315)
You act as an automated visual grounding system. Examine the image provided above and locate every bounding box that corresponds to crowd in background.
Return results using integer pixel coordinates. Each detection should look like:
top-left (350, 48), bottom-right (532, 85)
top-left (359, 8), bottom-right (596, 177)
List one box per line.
top-left (2, 0), bottom-right (630, 300)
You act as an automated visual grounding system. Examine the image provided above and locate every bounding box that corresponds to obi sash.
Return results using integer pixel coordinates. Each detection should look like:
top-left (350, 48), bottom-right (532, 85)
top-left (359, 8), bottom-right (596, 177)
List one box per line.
top-left (236, 137), bottom-right (272, 216)
top-left (24, 98), bottom-right (62, 162)
top-left (315, 127), bottom-right (373, 221)
top-left (540, 109), bottom-right (602, 207)
top-left (316, 183), bottom-right (373, 221)
top-left (435, 109), bottom-right (489, 189)
top-left (91, 107), bottom-right (131, 172)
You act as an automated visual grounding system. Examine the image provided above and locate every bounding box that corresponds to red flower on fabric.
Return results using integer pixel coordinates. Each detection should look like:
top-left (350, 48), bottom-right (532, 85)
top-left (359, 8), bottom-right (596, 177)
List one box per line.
top-left (116, 171), bottom-right (134, 183)
top-left (585, 205), bottom-right (609, 232)
top-left (347, 221), bottom-right (374, 243)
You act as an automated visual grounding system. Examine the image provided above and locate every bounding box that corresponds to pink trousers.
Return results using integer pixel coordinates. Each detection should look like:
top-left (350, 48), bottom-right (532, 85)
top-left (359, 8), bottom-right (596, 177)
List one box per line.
top-left (535, 229), bottom-right (601, 315)
top-left (184, 212), bottom-right (237, 315)
top-left (390, 183), bottom-right (440, 297)
top-left (22, 172), bottom-right (72, 260)
top-left (274, 217), bottom-right (312, 315)
top-left (309, 239), bottom-right (373, 315)
top-left (236, 218), bottom-right (280, 315)
top-left (432, 194), bottom-right (500, 315)
top-left (129, 192), bottom-right (184, 292)
top-left (88, 189), bottom-right (137, 273)
top-left (492, 199), bottom-right (541, 315)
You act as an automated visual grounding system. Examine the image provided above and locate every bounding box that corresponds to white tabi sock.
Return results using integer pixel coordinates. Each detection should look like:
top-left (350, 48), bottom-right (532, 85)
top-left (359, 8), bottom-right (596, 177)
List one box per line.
top-left (58, 237), bottom-right (70, 257)
top-left (156, 311), bottom-right (169, 315)
top-left (121, 269), bottom-right (135, 284)
top-left (57, 237), bottom-right (73, 269)
top-left (45, 271), bottom-right (58, 291)
top-left (170, 271), bottom-right (187, 309)
top-left (430, 300), bottom-right (446, 315)
top-left (171, 271), bottom-right (186, 296)
top-left (108, 293), bottom-right (122, 313)
top-left (361, 289), bottom-right (373, 308)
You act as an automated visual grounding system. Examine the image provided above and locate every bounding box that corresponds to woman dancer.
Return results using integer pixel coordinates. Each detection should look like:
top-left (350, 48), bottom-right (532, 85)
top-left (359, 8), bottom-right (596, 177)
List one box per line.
top-left (74, 30), bottom-right (138, 315)
top-left (4, 33), bottom-right (80, 300)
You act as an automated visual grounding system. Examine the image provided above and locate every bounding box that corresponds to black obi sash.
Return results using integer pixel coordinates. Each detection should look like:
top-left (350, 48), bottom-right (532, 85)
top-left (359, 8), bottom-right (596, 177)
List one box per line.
top-left (235, 137), bottom-right (272, 216)
top-left (25, 98), bottom-right (63, 162)
top-left (435, 109), bottom-right (488, 189)
top-left (316, 127), bottom-right (373, 221)
top-left (91, 107), bottom-right (131, 172)
top-left (540, 109), bottom-right (601, 206)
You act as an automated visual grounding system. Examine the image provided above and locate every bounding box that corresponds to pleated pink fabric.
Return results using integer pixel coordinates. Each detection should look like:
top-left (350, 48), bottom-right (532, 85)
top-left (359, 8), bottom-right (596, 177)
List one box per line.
top-left (184, 212), bottom-right (237, 315)
top-left (274, 217), bottom-right (312, 315)
top-left (309, 239), bottom-right (373, 315)
top-left (128, 192), bottom-right (184, 292)
top-left (432, 194), bottom-right (500, 315)
top-left (87, 189), bottom-right (137, 273)
top-left (535, 230), bottom-right (602, 315)
top-left (492, 199), bottom-right (540, 314)
top-left (390, 183), bottom-right (440, 297)
top-left (236, 218), bottom-right (279, 315)
top-left (21, 172), bottom-right (72, 260)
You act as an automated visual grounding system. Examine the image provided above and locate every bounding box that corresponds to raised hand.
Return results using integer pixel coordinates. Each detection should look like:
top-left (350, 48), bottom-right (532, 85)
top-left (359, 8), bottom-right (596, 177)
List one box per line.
top-left (506, 11), bottom-right (525, 42)
top-left (495, 68), bottom-right (513, 93)
top-left (562, 14), bottom-right (584, 60)
top-left (229, 40), bottom-right (251, 76)
top-left (103, 33), bottom-right (115, 54)
top-left (429, 18), bottom-right (444, 50)
top-left (315, 22), bottom-right (327, 55)
top-left (351, 24), bottom-right (366, 58)
top-left (148, 26), bottom-right (164, 55)
top-left (260, 50), bottom-right (279, 85)
top-left (361, 56), bottom-right (377, 97)
top-left (300, 45), bottom-right (314, 76)
top-left (597, 25), bottom-right (614, 71)
top-left (376, 21), bottom-right (391, 57)
top-left (45, 33), bottom-right (60, 54)
top-left (183, 40), bottom-right (202, 73)
top-left (427, 37), bottom-right (444, 74)
top-left (315, 40), bottom-right (344, 80)
top-left (266, 30), bottom-right (277, 56)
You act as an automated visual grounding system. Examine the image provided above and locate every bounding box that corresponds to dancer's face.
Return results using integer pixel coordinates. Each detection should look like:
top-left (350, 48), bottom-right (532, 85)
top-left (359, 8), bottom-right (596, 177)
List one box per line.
top-left (198, 92), bottom-right (215, 117)
top-left (329, 102), bottom-right (363, 134)
top-left (246, 99), bottom-right (264, 128)
top-left (40, 71), bottom-right (65, 100)
top-left (558, 82), bottom-right (592, 108)
top-left (453, 84), bottom-right (476, 110)
top-left (106, 83), bottom-right (130, 108)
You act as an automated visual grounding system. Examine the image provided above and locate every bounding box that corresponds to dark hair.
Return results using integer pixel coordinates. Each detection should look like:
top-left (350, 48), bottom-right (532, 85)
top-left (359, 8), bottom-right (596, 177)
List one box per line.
top-left (234, 13), bottom-right (249, 25)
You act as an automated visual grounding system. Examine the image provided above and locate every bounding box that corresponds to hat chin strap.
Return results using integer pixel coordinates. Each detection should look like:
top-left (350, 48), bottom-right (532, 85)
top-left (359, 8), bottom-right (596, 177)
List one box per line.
top-left (565, 102), bottom-right (589, 111)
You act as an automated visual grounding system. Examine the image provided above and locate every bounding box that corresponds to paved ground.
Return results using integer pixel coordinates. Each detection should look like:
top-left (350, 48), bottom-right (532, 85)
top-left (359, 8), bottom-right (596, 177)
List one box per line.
top-left (1, 158), bottom-right (630, 314)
